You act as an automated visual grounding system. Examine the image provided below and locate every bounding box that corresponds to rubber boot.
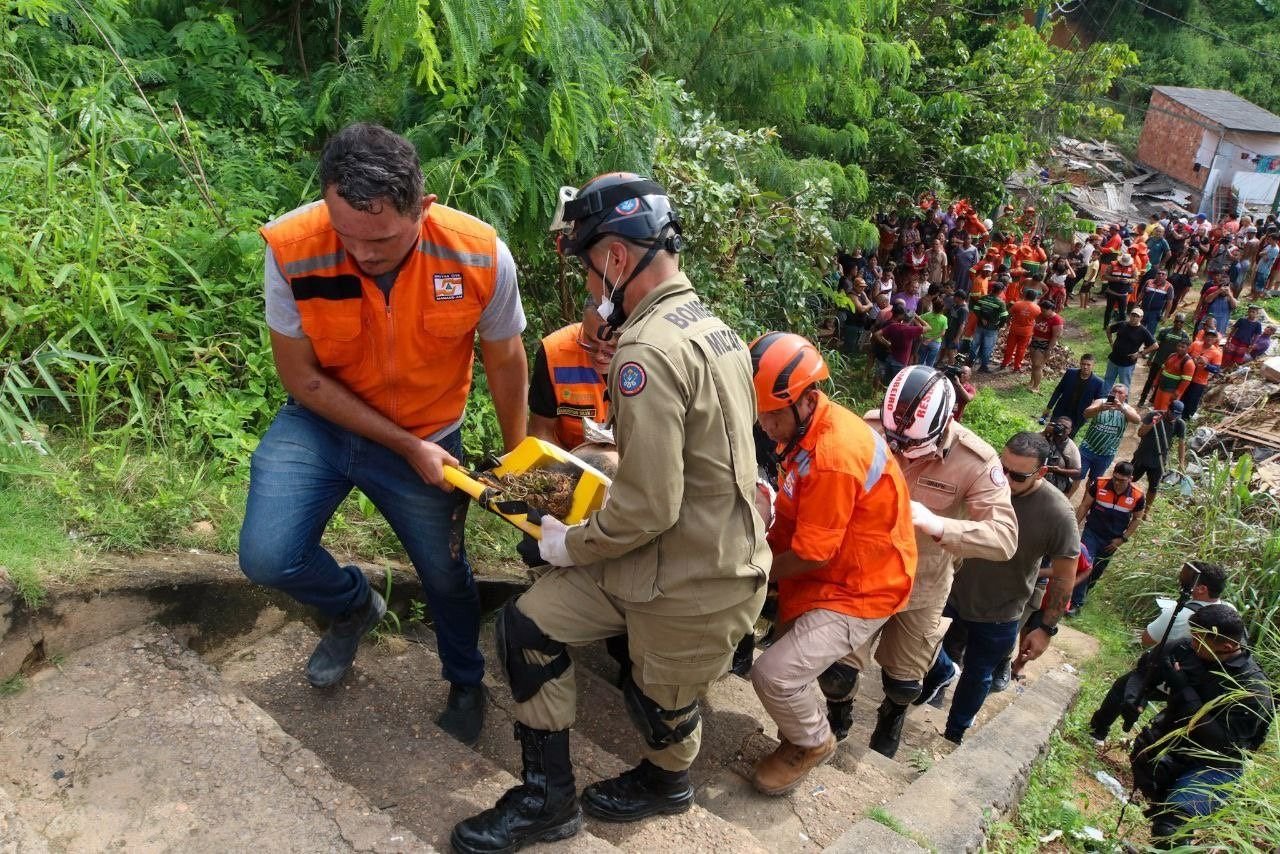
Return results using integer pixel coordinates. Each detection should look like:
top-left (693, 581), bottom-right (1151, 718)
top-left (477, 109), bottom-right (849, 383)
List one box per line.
top-left (868, 698), bottom-right (908, 759)
top-left (580, 760), bottom-right (694, 822)
top-left (826, 700), bottom-right (854, 743)
top-left (450, 724), bottom-right (582, 854)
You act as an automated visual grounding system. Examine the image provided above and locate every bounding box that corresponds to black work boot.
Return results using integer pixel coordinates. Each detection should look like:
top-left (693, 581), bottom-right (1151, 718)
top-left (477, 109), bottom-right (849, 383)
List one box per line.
top-left (868, 698), bottom-right (908, 759)
top-left (990, 657), bottom-right (1012, 693)
top-left (729, 633), bottom-right (755, 678)
top-left (450, 724), bottom-right (581, 854)
top-left (437, 683), bottom-right (487, 746)
top-left (305, 589), bottom-right (386, 688)
top-left (827, 700), bottom-right (855, 743)
top-left (580, 759), bottom-right (694, 822)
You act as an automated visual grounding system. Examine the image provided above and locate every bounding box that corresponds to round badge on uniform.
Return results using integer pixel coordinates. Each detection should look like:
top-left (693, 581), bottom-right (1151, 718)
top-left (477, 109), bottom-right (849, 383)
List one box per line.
top-left (989, 465), bottom-right (1008, 487)
top-left (618, 361), bottom-right (647, 396)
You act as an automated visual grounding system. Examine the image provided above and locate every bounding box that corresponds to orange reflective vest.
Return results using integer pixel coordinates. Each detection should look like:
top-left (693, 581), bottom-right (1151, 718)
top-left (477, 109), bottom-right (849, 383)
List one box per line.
top-left (769, 393), bottom-right (918, 622)
top-left (261, 201), bottom-right (499, 439)
top-left (540, 323), bottom-right (608, 449)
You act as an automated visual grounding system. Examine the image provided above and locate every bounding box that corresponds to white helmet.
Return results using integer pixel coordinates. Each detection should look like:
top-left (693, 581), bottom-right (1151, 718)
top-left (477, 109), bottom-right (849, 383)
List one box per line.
top-left (882, 366), bottom-right (956, 458)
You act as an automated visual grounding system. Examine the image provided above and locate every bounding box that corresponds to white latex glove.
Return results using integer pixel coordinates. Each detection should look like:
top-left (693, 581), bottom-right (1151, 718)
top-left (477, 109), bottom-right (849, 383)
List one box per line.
top-left (910, 500), bottom-right (945, 539)
top-left (537, 515), bottom-right (575, 567)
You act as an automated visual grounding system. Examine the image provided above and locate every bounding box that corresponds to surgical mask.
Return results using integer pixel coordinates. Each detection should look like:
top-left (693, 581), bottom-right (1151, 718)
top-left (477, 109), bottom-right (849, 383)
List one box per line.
top-left (597, 250), bottom-right (619, 323)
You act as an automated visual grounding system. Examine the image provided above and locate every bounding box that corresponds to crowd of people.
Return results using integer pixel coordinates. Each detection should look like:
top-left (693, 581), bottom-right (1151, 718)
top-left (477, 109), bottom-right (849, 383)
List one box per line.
top-left (236, 124), bottom-right (1273, 853)
top-left (824, 201), bottom-right (1277, 416)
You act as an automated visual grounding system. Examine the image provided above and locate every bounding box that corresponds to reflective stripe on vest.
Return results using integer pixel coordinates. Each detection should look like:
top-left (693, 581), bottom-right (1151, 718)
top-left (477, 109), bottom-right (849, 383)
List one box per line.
top-left (540, 323), bottom-right (607, 449)
top-left (261, 201), bottom-right (499, 439)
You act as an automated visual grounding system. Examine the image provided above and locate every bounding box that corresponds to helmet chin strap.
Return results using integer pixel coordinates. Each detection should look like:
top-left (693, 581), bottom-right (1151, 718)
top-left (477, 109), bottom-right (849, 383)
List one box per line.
top-left (589, 226), bottom-right (678, 339)
top-left (778, 394), bottom-right (817, 462)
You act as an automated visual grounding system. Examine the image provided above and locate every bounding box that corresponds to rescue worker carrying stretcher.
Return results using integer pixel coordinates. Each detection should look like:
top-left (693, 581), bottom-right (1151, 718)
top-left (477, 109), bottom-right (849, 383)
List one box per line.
top-left (451, 174), bottom-right (770, 854)
top-left (818, 365), bottom-right (1018, 758)
top-left (746, 333), bottom-right (918, 795)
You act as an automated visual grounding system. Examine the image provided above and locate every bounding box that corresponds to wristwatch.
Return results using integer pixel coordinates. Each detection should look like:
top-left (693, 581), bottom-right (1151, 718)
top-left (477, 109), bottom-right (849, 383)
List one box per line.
top-left (1039, 623), bottom-right (1060, 637)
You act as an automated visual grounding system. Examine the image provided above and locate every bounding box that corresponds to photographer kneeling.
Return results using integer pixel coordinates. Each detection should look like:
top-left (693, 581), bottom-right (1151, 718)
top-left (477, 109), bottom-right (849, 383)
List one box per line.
top-left (1089, 561), bottom-right (1233, 742)
top-left (1127, 605), bottom-right (1273, 849)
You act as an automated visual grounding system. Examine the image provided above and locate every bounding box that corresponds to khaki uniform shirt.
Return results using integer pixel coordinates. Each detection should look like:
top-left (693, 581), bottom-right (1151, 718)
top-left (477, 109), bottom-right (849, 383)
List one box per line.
top-left (863, 413), bottom-right (1018, 611)
top-left (565, 274), bottom-right (770, 615)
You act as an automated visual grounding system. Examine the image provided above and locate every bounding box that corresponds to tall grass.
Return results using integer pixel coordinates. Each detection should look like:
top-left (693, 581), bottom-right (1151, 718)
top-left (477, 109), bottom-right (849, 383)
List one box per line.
top-left (1090, 455), bottom-right (1280, 850)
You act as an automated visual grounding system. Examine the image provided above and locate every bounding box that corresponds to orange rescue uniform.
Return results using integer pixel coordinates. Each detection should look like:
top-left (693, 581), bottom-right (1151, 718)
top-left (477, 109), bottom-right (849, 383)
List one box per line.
top-left (769, 393), bottom-right (918, 623)
top-left (537, 322), bottom-right (608, 449)
top-left (261, 200), bottom-right (498, 439)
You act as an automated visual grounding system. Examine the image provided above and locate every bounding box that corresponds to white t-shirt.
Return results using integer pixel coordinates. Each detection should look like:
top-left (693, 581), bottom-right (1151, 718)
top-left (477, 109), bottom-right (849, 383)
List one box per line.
top-left (1145, 597), bottom-right (1235, 644)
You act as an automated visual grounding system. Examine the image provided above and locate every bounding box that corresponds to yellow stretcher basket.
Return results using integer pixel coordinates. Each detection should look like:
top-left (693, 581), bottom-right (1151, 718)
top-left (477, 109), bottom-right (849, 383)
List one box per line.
top-left (442, 437), bottom-right (611, 539)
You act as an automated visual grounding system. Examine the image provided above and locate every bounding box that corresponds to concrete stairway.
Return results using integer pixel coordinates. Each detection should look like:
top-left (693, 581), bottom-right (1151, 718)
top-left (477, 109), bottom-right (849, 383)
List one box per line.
top-left (211, 614), bottom-right (961, 853)
top-left (1, 584), bottom-right (1084, 854)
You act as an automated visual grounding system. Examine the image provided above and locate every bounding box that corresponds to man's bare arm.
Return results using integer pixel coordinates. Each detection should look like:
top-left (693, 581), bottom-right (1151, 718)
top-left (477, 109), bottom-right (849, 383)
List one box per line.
top-left (270, 331), bottom-right (458, 487)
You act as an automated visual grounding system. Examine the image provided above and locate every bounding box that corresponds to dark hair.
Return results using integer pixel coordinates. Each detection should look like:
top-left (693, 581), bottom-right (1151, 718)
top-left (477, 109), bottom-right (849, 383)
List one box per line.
top-left (1005, 431), bottom-right (1052, 465)
top-left (1112, 460), bottom-right (1135, 476)
top-left (1080, 353), bottom-right (1095, 363)
top-left (1189, 603), bottom-right (1247, 643)
top-left (1188, 561), bottom-right (1229, 597)
top-left (319, 123), bottom-right (424, 217)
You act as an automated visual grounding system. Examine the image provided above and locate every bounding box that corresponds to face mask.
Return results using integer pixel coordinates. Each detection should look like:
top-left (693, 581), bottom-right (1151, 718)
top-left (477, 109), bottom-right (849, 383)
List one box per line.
top-left (597, 249), bottom-right (617, 322)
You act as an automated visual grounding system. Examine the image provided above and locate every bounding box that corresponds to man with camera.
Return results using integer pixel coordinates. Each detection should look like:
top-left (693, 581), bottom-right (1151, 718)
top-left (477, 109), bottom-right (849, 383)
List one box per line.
top-left (1076, 384), bottom-right (1141, 487)
top-left (1127, 605), bottom-right (1272, 848)
top-left (1041, 416), bottom-right (1081, 497)
top-left (1089, 561), bottom-right (1234, 742)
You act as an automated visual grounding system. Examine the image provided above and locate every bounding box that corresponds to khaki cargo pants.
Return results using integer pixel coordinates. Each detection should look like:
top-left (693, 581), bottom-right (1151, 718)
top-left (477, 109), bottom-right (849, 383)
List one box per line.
top-left (849, 570), bottom-right (952, 684)
top-left (512, 564), bottom-right (765, 772)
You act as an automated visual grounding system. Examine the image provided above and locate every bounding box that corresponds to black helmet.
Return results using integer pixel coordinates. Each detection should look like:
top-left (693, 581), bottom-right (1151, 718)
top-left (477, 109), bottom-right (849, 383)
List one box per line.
top-left (550, 172), bottom-right (682, 256)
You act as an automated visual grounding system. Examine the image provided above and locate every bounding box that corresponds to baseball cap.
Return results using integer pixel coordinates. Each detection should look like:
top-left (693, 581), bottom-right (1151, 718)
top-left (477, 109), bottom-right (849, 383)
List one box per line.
top-left (1196, 213), bottom-right (1207, 220)
top-left (1170, 400), bottom-right (1185, 414)
top-left (1129, 307), bottom-right (1144, 317)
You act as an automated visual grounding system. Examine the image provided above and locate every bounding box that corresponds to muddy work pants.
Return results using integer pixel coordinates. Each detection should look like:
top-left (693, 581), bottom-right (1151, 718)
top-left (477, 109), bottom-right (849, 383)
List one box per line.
top-left (500, 564), bottom-right (764, 772)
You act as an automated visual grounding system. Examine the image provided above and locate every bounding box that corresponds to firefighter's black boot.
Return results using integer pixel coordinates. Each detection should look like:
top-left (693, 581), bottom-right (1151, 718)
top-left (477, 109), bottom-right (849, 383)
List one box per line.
top-left (827, 699), bottom-right (855, 742)
top-left (580, 760), bottom-right (694, 822)
top-left (868, 698), bottom-right (908, 759)
top-left (450, 724), bottom-right (581, 853)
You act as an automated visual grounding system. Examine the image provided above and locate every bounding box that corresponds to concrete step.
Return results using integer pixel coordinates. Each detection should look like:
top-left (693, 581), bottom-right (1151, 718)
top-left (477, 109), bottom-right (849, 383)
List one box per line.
top-left (217, 621), bottom-right (621, 854)
top-left (0, 625), bottom-right (432, 853)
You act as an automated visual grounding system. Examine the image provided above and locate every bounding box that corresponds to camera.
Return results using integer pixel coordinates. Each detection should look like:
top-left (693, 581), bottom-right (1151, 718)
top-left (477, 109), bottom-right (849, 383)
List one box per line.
top-left (942, 354), bottom-right (969, 379)
top-left (1106, 393), bottom-right (1117, 404)
top-left (1049, 420), bottom-right (1068, 438)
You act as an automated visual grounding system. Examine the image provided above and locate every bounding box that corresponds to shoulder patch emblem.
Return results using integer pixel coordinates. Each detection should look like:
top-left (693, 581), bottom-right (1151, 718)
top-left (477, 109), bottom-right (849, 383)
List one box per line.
top-left (617, 362), bottom-right (647, 397)
top-left (989, 465), bottom-right (1008, 487)
top-left (433, 272), bottom-right (464, 301)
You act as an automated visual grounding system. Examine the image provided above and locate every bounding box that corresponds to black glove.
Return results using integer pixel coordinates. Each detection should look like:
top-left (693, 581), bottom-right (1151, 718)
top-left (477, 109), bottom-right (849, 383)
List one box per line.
top-left (516, 508), bottom-right (547, 569)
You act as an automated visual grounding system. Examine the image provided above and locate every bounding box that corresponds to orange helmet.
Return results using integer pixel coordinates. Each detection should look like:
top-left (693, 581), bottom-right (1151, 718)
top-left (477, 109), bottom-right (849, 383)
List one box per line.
top-left (749, 332), bottom-right (829, 413)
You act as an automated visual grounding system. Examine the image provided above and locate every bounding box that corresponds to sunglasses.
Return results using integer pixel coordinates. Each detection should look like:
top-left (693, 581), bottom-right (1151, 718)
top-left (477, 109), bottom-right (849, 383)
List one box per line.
top-left (1002, 464), bottom-right (1040, 483)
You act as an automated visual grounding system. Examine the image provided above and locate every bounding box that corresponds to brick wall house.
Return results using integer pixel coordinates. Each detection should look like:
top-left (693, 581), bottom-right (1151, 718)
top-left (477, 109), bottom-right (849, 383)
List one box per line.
top-left (1135, 87), bottom-right (1280, 215)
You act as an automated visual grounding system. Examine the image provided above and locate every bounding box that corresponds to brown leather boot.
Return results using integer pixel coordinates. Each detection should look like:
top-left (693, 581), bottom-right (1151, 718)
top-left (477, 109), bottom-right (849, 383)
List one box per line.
top-left (751, 734), bottom-right (837, 796)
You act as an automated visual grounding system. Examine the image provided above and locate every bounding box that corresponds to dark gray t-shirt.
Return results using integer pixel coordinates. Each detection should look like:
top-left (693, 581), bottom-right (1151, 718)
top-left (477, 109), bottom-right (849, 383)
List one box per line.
top-left (950, 480), bottom-right (1079, 622)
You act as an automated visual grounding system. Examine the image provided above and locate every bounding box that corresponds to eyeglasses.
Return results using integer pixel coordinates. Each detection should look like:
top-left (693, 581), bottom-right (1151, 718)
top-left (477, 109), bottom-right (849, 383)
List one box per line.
top-left (576, 335), bottom-right (616, 359)
top-left (1002, 464), bottom-right (1040, 483)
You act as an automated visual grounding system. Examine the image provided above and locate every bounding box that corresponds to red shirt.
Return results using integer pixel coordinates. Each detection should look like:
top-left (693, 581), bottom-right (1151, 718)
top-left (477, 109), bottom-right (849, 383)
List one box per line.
top-left (1032, 312), bottom-right (1064, 342)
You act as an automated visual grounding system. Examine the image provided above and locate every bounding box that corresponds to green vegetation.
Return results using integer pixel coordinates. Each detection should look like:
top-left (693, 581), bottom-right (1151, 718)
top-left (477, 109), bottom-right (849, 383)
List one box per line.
top-left (991, 456), bottom-right (1280, 851)
top-left (0, 482), bottom-right (76, 606)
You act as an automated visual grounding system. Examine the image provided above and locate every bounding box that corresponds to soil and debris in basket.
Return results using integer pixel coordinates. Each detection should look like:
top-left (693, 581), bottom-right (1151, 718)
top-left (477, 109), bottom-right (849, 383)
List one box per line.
top-left (477, 464), bottom-right (582, 519)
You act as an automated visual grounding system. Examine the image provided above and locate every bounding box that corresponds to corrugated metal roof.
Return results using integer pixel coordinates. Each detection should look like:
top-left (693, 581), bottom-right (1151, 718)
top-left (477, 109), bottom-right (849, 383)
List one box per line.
top-left (1154, 86), bottom-right (1280, 135)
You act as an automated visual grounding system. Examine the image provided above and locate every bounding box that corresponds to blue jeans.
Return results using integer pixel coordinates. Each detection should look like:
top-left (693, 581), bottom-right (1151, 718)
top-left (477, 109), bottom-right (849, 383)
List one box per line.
top-left (1166, 765), bottom-right (1241, 817)
top-left (919, 339), bottom-right (942, 367)
top-left (1102, 359), bottom-right (1135, 391)
top-left (970, 327), bottom-right (998, 369)
top-left (239, 403), bottom-right (483, 685)
top-left (926, 605), bottom-right (1021, 741)
top-left (1076, 446), bottom-right (1114, 485)
top-left (1071, 527), bottom-right (1114, 609)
